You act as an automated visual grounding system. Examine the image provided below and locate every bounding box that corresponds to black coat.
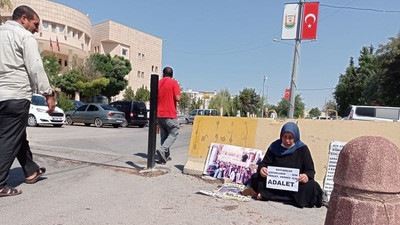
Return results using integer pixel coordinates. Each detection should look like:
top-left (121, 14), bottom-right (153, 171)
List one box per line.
top-left (251, 145), bottom-right (322, 208)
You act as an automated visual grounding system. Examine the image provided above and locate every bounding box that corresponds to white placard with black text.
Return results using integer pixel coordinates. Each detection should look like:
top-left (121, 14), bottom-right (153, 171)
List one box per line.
top-left (323, 141), bottom-right (347, 202)
top-left (266, 166), bottom-right (299, 192)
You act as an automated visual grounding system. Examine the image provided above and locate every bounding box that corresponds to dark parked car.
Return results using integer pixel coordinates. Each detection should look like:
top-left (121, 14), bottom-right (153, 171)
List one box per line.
top-left (177, 114), bottom-right (189, 125)
top-left (70, 100), bottom-right (84, 110)
top-left (109, 101), bottom-right (148, 128)
top-left (65, 103), bottom-right (126, 128)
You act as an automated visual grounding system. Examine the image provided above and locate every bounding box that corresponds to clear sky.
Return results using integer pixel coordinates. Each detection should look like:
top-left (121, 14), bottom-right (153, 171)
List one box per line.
top-left (50, 0), bottom-right (400, 109)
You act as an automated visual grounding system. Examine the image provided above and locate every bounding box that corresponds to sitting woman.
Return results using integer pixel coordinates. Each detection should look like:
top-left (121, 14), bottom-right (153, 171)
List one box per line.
top-left (248, 122), bottom-right (323, 208)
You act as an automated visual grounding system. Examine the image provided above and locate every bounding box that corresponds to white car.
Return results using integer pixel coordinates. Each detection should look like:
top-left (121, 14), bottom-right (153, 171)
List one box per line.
top-left (28, 94), bottom-right (65, 127)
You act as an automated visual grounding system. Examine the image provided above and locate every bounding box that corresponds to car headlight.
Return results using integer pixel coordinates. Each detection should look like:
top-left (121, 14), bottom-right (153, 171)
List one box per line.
top-left (36, 108), bottom-right (47, 113)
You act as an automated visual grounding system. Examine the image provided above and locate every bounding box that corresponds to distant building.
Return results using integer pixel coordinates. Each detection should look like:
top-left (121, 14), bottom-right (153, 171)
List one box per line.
top-left (0, 0), bottom-right (162, 101)
top-left (184, 89), bottom-right (217, 109)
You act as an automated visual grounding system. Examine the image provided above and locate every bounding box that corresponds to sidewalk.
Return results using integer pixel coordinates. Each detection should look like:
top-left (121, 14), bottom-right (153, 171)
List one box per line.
top-left (1, 149), bottom-right (327, 225)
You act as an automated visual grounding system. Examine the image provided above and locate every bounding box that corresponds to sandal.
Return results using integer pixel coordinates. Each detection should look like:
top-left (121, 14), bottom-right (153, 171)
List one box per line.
top-left (0, 186), bottom-right (22, 197)
top-left (26, 167), bottom-right (46, 184)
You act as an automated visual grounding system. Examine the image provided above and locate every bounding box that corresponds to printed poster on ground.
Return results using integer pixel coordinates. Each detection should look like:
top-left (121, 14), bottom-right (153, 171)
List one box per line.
top-left (203, 143), bottom-right (264, 185)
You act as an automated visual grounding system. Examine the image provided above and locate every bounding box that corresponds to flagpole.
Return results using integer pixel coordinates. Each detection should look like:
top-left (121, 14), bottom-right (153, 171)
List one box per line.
top-left (287, 0), bottom-right (304, 119)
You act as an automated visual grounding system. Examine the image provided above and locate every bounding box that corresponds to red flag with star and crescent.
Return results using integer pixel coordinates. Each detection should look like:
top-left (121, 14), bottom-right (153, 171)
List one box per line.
top-left (301, 2), bottom-right (319, 39)
top-left (285, 89), bottom-right (290, 100)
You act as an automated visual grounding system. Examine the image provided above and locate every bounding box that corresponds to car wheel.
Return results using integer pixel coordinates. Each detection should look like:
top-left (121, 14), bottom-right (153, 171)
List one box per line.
top-left (122, 120), bottom-right (128, 128)
top-left (66, 116), bottom-right (74, 125)
top-left (27, 114), bottom-right (38, 127)
top-left (94, 118), bottom-right (103, 127)
top-left (84, 123), bottom-right (91, 126)
top-left (112, 124), bottom-right (120, 128)
top-left (53, 124), bottom-right (63, 127)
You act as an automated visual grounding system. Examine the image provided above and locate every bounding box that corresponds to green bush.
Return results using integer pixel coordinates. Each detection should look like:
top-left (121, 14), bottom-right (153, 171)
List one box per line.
top-left (57, 94), bottom-right (74, 112)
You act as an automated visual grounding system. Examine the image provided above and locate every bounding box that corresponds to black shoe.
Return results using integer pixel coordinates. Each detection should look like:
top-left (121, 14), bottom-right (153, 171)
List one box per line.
top-left (156, 149), bottom-right (167, 163)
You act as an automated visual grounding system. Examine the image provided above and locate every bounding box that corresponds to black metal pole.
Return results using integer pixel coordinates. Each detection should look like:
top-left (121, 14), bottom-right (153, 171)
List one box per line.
top-left (147, 74), bottom-right (158, 169)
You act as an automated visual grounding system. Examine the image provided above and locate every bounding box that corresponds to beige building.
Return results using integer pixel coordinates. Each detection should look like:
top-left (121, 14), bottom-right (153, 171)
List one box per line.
top-left (0, 0), bottom-right (162, 101)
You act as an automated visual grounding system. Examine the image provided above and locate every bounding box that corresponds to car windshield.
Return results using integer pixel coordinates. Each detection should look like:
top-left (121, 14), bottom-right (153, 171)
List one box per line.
top-left (73, 101), bottom-right (84, 107)
top-left (31, 95), bottom-right (47, 106)
top-left (100, 104), bottom-right (117, 111)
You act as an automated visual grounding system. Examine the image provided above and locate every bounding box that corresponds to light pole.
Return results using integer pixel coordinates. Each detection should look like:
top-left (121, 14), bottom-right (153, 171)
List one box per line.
top-left (262, 76), bottom-right (267, 117)
top-left (288, 0), bottom-right (304, 119)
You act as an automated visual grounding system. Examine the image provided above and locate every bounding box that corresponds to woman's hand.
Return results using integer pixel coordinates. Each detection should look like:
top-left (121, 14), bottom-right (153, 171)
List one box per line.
top-left (298, 173), bottom-right (309, 183)
top-left (260, 167), bottom-right (268, 178)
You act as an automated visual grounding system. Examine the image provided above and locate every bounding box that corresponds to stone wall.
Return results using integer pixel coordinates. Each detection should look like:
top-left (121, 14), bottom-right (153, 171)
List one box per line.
top-left (184, 116), bottom-right (400, 185)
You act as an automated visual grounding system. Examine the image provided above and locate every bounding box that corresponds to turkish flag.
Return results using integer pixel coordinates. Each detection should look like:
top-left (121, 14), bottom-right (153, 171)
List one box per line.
top-left (56, 37), bottom-right (60, 52)
top-left (301, 2), bottom-right (319, 39)
top-left (285, 89), bottom-right (290, 100)
top-left (50, 38), bottom-right (53, 51)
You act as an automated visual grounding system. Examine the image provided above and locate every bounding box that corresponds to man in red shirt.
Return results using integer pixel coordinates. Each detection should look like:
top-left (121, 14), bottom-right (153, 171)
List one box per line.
top-left (156, 67), bottom-right (181, 163)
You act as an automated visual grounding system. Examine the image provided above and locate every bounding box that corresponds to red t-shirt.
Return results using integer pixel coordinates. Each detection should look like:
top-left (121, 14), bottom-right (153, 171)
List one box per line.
top-left (157, 77), bottom-right (180, 118)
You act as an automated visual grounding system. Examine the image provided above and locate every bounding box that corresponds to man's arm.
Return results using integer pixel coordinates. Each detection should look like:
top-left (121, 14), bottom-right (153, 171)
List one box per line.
top-left (175, 94), bottom-right (181, 102)
top-left (45, 95), bottom-right (55, 114)
top-left (24, 36), bottom-right (55, 113)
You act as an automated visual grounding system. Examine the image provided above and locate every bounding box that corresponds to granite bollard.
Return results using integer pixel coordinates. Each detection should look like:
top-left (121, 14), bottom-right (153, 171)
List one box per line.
top-left (325, 136), bottom-right (400, 225)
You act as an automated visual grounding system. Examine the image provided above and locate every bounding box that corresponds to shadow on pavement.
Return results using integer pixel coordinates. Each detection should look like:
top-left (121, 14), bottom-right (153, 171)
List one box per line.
top-left (125, 161), bottom-right (145, 170)
top-left (174, 165), bottom-right (184, 172)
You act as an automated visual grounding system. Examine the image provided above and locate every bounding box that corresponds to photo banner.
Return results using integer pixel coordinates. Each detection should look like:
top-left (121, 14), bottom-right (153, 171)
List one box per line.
top-left (281, 3), bottom-right (299, 40)
top-left (203, 143), bottom-right (264, 185)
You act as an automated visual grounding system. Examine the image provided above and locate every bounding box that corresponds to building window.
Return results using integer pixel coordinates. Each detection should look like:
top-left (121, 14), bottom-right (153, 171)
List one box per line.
top-left (58, 26), bottom-right (64, 34)
top-left (122, 48), bottom-right (128, 56)
top-left (58, 59), bottom-right (62, 65)
top-left (137, 71), bottom-right (140, 78)
top-left (142, 54), bottom-right (145, 59)
top-left (43, 21), bottom-right (48, 30)
top-left (151, 66), bottom-right (154, 72)
top-left (138, 53), bottom-right (141, 58)
top-left (155, 66), bottom-right (158, 73)
top-left (141, 72), bottom-right (144, 78)
top-left (64, 60), bottom-right (68, 67)
top-left (51, 23), bottom-right (56, 32)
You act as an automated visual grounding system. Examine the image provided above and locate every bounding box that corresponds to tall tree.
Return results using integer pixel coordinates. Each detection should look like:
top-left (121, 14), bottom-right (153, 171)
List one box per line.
top-left (276, 95), bottom-right (305, 118)
top-left (189, 98), bottom-right (202, 111)
top-left (308, 107), bottom-right (321, 118)
top-left (323, 100), bottom-right (337, 112)
top-left (91, 54), bottom-right (131, 102)
top-left (55, 69), bottom-right (79, 96)
top-left (135, 85), bottom-right (150, 102)
top-left (335, 46), bottom-right (384, 115)
top-left (178, 92), bottom-right (190, 114)
top-left (56, 58), bottom-right (109, 101)
top-left (232, 95), bottom-right (241, 116)
top-left (334, 57), bottom-right (358, 116)
top-left (76, 78), bottom-right (109, 100)
top-left (376, 33), bottom-right (400, 106)
top-left (238, 88), bottom-right (262, 117)
top-left (123, 87), bottom-right (135, 101)
top-left (208, 89), bottom-right (232, 116)
top-left (42, 54), bottom-right (61, 87)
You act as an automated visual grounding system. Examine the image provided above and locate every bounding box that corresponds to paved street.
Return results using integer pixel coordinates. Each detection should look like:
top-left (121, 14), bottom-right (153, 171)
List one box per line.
top-left (0, 124), bottom-right (327, 225)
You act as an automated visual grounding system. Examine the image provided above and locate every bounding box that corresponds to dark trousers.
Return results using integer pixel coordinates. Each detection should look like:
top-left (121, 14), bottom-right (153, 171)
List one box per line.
top-left (0, 99), bottom-right (39, 188)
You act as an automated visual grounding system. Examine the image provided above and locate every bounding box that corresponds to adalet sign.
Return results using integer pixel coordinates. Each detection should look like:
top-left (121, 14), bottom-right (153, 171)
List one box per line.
top-left (266, 166), bottom-right (299, 192)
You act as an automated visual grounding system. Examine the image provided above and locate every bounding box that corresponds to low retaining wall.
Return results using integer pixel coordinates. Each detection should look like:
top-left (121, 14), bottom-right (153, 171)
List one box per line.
top-left (183, 116), bottom-right (400, 185)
